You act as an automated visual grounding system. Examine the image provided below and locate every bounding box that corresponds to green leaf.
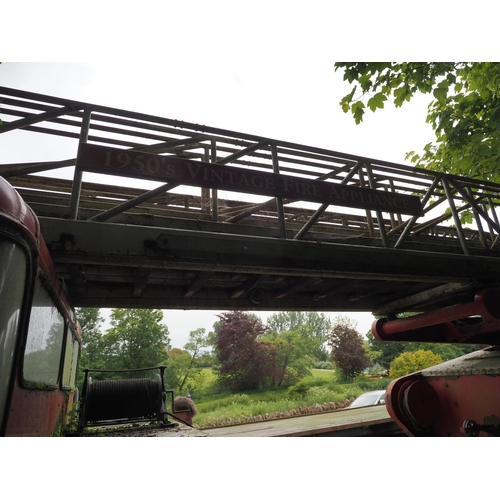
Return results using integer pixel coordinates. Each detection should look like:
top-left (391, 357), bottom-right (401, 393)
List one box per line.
top-left (477, 143), bottom-right (490, 156)
top-left (353, 107), bottom-right (364, 124)
top-left (352, 101), bottom-right (365, 124)
top-left (433, 87), bottom-right (448, 102)
top-left (358, 73), bottom-right (373, 92)
top-left (437, 79), bottom-right (450, 90)
top-left (460, 210), bottom-right (473, 225)
top-left (406, 152), bottom-right (421, 164)
top-left (367, 92), bottom-right (387, 112)
top-left (446, 73), bottom-right (457, 84)
top-left (480, 89), bottom-right (490, 99)
top-left (394, 85), bottom-right (411, 107)
top-left (347, 85), bottom-right (357, 102)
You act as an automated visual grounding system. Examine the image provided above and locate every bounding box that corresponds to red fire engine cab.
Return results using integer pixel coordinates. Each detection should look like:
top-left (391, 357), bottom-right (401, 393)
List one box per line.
top-left (0, 176), bottom-right (81, 436)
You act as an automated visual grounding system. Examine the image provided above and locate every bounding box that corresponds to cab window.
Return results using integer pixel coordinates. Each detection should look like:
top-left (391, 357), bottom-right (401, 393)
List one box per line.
top-left (23, 275), bottom-right (65, 387)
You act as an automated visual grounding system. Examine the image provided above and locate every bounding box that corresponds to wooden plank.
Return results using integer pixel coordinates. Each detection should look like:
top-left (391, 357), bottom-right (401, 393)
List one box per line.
top-left (202, 405), bottom-right (398, 437)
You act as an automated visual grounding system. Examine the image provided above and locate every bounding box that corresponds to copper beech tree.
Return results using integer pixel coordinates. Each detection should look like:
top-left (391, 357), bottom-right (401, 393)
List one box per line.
top-left (327, 316), bottom-right (370, 379)
top-left (214, 311), bottom-right (290, 392)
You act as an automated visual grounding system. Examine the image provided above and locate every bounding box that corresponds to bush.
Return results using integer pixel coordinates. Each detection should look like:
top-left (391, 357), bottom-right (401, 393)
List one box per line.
top-left (389, 350), bottom-right (443, 378)
top-left (286, 381), bottom-right (310, 399)
top-left (314, 361), bottom-right (333, 369)
top-left (325, 383), bottom-right (344, 393)
top-left (305, 377), bottom-right (330, 388)
top-left (329, 368), bottom-right (359, 384)
top-left (189, 364), bottom-right (397, 428)
top-left (356, 378), bottom-right (392, 391)
top-left (230, 394), bottom-right (250, 405)
top-left (304, 387), bottom-right (338, 405)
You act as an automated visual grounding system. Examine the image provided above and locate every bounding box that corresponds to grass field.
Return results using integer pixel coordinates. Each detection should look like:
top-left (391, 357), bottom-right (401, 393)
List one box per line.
top-left (189, 368), bottom-right (391, 428)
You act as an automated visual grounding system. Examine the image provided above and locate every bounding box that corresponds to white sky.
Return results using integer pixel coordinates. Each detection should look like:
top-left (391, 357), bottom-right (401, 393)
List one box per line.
top-left (1, 59), bottom-right (430, 347)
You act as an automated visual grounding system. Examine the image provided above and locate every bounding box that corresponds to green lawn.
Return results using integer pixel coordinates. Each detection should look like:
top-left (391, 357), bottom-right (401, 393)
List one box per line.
top-left (309, 368), bottom-right (337, 380)
top-left (187, 368), bottom-right (391, 429)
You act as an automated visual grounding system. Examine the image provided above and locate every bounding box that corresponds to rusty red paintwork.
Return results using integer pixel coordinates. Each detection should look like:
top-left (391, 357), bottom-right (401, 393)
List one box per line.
top-left (6, 390), bottom-right (71, 437)
top-left (386, 348), bottom-right (500, 437)
top-left (372, 289), bottom-right (500, 345)
top-left (0, 176), bottom-right (39, 246)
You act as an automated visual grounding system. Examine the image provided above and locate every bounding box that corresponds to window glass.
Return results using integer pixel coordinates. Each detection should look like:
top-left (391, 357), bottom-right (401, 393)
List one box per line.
top-left (0, 239), bottom-right (28, 430)
top-left (350, 393), bottom-right (381, 408)
top-left (23, 275), bottom-right (65, 386)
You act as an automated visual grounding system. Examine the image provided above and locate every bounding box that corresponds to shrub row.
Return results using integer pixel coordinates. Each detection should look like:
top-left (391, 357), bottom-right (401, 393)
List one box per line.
top-left (198, 398), bottom-right (356, 428)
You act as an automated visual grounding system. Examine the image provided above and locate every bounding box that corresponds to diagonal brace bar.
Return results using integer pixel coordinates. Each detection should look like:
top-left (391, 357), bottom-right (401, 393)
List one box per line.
top-left (134, 135), bottom-right (207, 155)
top-left (0, 105), bottom-right (80, 134)
top-left (215, 139), bottom-right (270, 166)
top-left (295, 161), bottom-right (364, 240)
top-left (442, 177), bottom-right (470, 255)
top-left (449, 179), bottom-right (500, 236)
top-left (89, 182), bottom-right (180, 222)
top-left (0, 158), bottom-right (76, 178)
top-left (365, 163), bottom-right (389, 247)
top-left (393, 176), bottom-right (440, 248)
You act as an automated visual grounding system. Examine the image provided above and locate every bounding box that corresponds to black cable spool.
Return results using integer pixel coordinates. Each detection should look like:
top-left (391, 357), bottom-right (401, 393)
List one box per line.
top-left (86, 376), bottom-right (163, 423)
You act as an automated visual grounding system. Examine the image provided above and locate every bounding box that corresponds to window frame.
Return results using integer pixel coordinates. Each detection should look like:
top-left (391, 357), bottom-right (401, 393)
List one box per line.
top-left (0, 232), bottom-right (33, 433)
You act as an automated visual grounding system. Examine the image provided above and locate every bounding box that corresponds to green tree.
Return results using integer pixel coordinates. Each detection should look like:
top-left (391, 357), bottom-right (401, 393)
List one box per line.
top-left (164, 348), bottom-right (192, 391)
top-left (173, 328), bottom-right (210, 393)
top-left (266, 311), bottom-right (331, 360)
top-left (327, 315), bottom-right (370, 379)
top-left (366, 329), bottom-right (486, 371)
top-left (102, 308), bottom-right (170, 374)
top-left (366, 331), bottom-right (408, 370)
top-left (262, 327), bottom-right (316, 386)
top-left (335, 62), bottom-right (500, 182)
top-left (75, 308), bottom-right (106, 387)
top-left (404, 341), bottom-right (483, 361)
top-left (389, 349), bottom-right (444, 378)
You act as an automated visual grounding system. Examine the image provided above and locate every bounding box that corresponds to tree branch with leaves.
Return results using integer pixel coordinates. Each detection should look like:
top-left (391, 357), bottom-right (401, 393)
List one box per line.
top-left (335, 62), bottom-right (500, 182)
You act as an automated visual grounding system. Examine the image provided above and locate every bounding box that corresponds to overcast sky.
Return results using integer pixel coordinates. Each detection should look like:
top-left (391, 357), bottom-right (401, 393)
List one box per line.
top-left (0, 62), bottom-right (448, 347)
top-left (1, 60), bottom-right (433, 347)
top-left (1, 5), bottom-right (494, 349)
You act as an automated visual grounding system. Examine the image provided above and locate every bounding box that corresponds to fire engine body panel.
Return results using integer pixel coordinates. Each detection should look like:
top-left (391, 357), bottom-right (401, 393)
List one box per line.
top-left (373, 301), bottom-right (500, 437)
top-left (383, 348), bottom-right (500, 437)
